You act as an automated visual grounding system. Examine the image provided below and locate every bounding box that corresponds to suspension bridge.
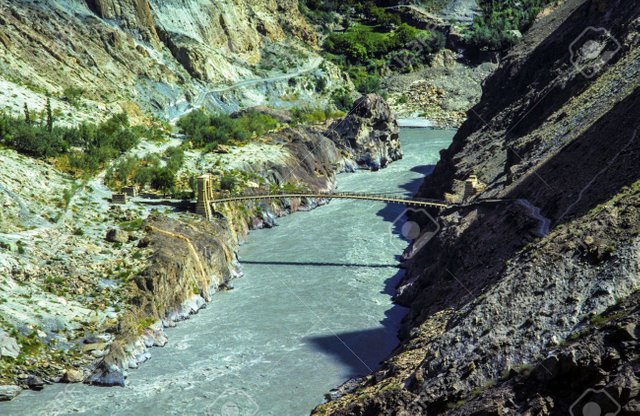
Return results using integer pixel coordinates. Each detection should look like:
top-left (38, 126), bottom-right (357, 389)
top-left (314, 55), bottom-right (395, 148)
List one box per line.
top-left (209, 192), bottom-right (450, 208)
top-left (194, 174), bottom-right (510, 220)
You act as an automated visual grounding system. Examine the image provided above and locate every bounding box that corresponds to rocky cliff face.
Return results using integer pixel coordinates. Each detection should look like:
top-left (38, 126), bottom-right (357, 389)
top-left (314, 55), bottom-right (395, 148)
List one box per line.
top-left (327, 94), bottom-right (403, 170)
top-left (316, 0), bottom-right (640, 414)
top-left (0, 0), bottom-right (342, 120)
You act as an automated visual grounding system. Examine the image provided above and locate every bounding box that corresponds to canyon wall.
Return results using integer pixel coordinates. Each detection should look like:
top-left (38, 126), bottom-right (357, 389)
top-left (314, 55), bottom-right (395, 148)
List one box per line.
top-left (0, 0), bottom-right (341, 120)
top-left (317, 0), bottom-right (640, 414)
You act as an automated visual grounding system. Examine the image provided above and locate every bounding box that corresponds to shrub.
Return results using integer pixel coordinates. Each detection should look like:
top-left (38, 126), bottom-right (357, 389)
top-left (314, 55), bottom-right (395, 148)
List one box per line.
top-left (0, 110), bottom-right (152, 176)
top-left (315, 76), bottom-right (328, 93)
top-left (150, 167), bottom-right (176, 196)
top-left (291, 106), bottom-right (343, 124)
top-left (466, 0), bottom-right (553, 50)
top-left (220, 174), bottom-right (236, 191)
top-left (133, 167), bottom-right (154, 189)
top-left (177, 109), bottom-right (279, 151)
top-left (331, 89), bottom-right (353, 111)
top-left (164, 146), bottom-right (185, 173)
top-left (62, 86), bottom-right (84, 107)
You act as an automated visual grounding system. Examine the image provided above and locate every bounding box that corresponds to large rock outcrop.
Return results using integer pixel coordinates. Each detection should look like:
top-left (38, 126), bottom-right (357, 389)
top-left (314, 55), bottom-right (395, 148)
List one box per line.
top-left (327, 94), bottom-right (403, 170)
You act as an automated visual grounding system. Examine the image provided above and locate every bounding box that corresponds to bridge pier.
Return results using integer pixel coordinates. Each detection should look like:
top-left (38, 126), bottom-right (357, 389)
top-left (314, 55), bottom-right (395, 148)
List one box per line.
top-left (196, 174), bottom-right (214, 220)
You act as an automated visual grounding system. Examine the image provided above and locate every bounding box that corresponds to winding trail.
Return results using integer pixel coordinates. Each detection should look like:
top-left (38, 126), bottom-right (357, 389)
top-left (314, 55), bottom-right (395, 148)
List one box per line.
top-left (178, 57), bottom-right (324, 119)
top-left (516, 199), bottom-right (552, 237)
top-left (204, 57), bottom-right (322, 95)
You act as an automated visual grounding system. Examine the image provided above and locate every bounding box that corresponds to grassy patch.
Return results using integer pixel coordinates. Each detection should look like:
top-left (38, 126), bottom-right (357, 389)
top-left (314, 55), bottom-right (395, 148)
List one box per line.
top-left (119, 218), bottom-right (144, 231)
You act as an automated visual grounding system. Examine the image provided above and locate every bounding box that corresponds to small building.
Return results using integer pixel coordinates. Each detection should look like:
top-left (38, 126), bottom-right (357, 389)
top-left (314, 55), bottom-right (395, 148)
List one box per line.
top-left (463, 175), bottom-right (486, 201)
top-left (112, 193), bottom-right (128, 204)
top-left (121, 186), bottom-right (138, 197)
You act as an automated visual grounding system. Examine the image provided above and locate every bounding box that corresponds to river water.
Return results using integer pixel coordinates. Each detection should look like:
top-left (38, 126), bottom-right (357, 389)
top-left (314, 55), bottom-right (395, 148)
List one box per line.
top-left (1, 128), bottom-right (454, 416)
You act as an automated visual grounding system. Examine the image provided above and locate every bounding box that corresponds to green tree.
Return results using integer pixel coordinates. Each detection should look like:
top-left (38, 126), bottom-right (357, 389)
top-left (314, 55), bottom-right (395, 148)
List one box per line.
top-left (150, 168), bottom-right (176, 196)
top-left (133, 167), bottom-right (154, 189)
top-left (23, 103), bottom-right (30, 125)
top-left (46, 97), bottom-right (53, 132)
top-left (220, 174), bottom-right (236, 191)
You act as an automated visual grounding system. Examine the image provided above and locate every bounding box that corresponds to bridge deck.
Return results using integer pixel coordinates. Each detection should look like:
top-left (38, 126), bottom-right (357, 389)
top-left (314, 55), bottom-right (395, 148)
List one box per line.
top-left (210, 192), bottom-right (451, 208)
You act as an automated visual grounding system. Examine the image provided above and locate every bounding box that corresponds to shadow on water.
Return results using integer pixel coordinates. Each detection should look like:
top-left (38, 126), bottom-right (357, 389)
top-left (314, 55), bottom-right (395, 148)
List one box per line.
top-left (240, 260), bottom-right (399, 268)
top-left (306, 164), bottom-right (435, 378)
top-left (306, 269), bottom-right (408, 378)
top-left (377, 164), bottom-right (437, 252)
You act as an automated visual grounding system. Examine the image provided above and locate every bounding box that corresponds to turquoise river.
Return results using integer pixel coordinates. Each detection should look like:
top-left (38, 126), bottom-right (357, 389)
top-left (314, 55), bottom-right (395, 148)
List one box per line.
top-left (1, 128), bottom-right (454, 416)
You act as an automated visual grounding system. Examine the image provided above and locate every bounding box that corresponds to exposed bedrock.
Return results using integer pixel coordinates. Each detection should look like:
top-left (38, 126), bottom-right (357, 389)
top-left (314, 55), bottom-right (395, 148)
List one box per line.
top-left (326, 94), bottom-right (403, 171)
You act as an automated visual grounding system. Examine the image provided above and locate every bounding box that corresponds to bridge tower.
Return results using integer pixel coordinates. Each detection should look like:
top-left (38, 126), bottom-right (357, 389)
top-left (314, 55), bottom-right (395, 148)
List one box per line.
top-left (196, 174), bottom-right (213, 220)
top-left (463, 175), bottom-right (486, 201)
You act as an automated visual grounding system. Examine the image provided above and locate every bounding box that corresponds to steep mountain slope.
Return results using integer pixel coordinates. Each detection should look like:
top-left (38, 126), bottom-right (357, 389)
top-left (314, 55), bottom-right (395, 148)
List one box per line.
top-left (0, 0), bottom-right (342, 121)
top-left (316, 0), bottom-right (640, 414)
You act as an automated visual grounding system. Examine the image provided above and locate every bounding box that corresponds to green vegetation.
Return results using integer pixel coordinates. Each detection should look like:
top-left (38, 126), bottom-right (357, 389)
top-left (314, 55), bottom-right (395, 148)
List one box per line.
top-left (62, 86), bottom-right (85, 107)
top-left (269, 181), bottom-right (309, 194)
top-left (466, 0), bottom-right (554, 50)
top-left (324, 23), bottom-right (444, 92)
top-left (105, 146), bottom-right (185, 196)
top-left (177, 109), bottom-right (280, 152)
top-left (0, 109), bottom-right (163, 176)
top-left (291, 106), bottom-right (345, 125)
top-left (118, 218), bottom-right (145, 232)
top-left (301, 1), bottom-right (446, 94)
top-left (220, 174), bottom-right (237, 191)
top-left (331, 89), bottom-right (354, 111)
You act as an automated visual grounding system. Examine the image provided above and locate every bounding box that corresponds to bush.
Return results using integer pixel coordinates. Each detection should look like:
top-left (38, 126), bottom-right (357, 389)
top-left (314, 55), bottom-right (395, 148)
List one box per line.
top-left (315, 77), bottom-right (328, 93)
top-left (177, 109), bottom-right (280, 151)
top-left (220, 174), bottom-right (236, 191)
top-left (321, 19), bottom-right (444, 94)
top-left (0, 110), bottom-right (153, 176)
top-left (164, 146), bottom-right (185, 173)
top-left (331, 89), bottom-right (353, 111)
top-left (291, 106), bottom-right (344, 125)
top-left (150, 167), bottom-right (176, 196)
top-left (466, 0), bottom-right (553, 50)
top-left (324, 24), bottom-right (396, 64)
top-left (62, 87), bottom-right (84, 107)
top-left (133, 167), bottom-right (154, 189)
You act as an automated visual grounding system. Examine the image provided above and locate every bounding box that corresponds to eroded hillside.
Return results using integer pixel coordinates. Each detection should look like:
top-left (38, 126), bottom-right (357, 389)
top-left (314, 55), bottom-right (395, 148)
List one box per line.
top-left (0, 0), bottom-right (344, 121)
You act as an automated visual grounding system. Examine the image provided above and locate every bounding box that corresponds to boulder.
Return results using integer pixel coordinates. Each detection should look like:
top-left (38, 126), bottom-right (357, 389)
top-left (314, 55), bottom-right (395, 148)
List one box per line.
top-left (106, 228), bottom-right (128, 243)
top-left (326, 94), bottom-right (402, 170)
top-left (0, 329), bottom-right (20, 359)
top-left (61, 368), bottom-right (84, 383)
top-left (0, 385), bottom-right (21, 401)
top-left (86, 368), bottom-right (125, 387)
top-left (25, 375), bottom-right (44, 391)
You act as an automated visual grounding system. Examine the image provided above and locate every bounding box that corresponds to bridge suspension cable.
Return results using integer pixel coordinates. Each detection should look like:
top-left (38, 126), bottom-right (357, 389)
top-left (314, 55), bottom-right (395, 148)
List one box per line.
top-left (209, 192), bottom-right (451, 208)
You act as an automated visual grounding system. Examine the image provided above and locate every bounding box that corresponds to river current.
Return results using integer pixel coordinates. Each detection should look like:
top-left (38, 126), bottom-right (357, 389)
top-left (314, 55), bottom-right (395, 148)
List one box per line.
top-left (2, 128), bottom-right (454, 416)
